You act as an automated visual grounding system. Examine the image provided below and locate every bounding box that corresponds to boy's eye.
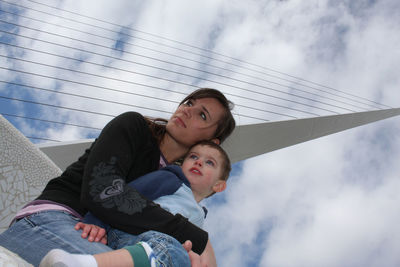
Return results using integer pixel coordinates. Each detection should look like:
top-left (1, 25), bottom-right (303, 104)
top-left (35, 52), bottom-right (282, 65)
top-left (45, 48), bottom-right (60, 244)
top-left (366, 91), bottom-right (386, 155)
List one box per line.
top-left (206, 160), bottom-right (215, 166)
top-left (189, 154), bottom-right (198, 160)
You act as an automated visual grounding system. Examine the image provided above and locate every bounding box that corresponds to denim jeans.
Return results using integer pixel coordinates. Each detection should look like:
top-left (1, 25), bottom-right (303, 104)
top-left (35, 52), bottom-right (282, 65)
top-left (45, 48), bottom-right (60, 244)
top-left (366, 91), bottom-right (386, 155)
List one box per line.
top-left (108, 228), bottom-right (191, 267)
top-left (0, 210), bottom-right (111, 266)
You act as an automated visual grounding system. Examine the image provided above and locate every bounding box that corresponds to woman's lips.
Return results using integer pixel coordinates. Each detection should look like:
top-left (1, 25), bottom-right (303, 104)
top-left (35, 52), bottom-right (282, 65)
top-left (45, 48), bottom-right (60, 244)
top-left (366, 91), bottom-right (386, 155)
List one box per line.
top-left (175, 117), bottom-right (186, 128)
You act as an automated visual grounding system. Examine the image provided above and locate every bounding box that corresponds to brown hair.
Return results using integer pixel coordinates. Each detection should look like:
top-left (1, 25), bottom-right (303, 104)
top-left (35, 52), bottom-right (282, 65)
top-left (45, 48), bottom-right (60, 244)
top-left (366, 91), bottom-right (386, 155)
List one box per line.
top-left (146, 88), bottom-right (235, 145)
top-left (145, 117), bottom-right (168, 145)
top-left (179, 88), bottom-right (235, 144)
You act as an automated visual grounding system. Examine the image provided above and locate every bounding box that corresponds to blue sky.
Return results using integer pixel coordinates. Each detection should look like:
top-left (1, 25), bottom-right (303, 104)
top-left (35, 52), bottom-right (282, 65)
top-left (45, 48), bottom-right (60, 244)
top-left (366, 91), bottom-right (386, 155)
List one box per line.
top-left (1, 0), bottom-right (400, 266)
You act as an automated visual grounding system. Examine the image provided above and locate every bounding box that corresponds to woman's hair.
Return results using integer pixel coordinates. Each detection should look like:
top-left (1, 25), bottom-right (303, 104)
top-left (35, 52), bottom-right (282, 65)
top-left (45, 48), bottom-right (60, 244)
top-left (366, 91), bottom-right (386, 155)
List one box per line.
top-left (179, 88), bottom-right (235, 144)
top-left (146, 88), bottom-right (235, 145)
top-left (145, 117), bottom-right (168, 145)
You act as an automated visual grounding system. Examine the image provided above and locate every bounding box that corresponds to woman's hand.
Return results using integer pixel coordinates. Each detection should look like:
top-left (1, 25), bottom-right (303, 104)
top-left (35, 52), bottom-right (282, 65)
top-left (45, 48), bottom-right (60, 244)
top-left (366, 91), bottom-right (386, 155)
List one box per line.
top-left (183, 240), bottom-right (216, 267)
top-left (75, 222), bottom-right (107, 244)
top-left (182, 240), bottom-right (193, 252)
top-left (183, 241), bottom-right (202, 267)
top-left (188, 250), bottom-right (203, 267)
top-left (199, 239), bottom-right (217, 267)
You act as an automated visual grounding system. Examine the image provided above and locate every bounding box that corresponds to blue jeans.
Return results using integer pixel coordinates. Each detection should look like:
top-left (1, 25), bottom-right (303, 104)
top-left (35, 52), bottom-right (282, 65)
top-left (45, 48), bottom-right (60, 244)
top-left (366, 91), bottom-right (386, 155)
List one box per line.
top-left (0, 210), bottom-right (111, 266)
top-left (108, 228), bottom-right (190, 267)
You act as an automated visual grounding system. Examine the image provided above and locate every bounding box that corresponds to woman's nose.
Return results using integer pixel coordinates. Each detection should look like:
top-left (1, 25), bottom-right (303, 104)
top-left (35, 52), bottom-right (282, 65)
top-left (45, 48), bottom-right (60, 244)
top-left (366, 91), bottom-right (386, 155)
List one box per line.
top-left (183, 106), bottom-right (192, 118)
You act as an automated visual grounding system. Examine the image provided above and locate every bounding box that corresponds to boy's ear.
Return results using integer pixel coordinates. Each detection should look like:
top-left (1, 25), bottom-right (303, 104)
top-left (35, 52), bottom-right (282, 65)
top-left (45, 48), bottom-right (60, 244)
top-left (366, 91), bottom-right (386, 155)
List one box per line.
top-left (212, 180), bottom-right (226, 193)
top-left (210, 138), bottom-right (220, 145)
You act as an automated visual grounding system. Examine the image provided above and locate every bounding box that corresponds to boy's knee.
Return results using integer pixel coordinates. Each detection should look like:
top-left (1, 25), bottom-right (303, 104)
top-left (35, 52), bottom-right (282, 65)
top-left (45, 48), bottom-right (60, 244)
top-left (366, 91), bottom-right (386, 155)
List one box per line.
top-left (137, 231), bottom-right (190, 267)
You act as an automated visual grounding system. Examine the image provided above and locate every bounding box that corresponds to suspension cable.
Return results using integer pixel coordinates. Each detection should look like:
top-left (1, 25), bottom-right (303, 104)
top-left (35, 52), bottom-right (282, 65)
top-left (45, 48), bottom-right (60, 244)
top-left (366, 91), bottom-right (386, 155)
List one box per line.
top-left (0, 0), bottom-right (390, 109)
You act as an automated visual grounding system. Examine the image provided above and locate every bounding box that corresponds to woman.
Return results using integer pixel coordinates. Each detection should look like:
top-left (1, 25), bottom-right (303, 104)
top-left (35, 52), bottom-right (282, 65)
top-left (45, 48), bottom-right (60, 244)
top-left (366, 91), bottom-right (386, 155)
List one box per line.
top-left (0, 88), bottom-right (235, 266)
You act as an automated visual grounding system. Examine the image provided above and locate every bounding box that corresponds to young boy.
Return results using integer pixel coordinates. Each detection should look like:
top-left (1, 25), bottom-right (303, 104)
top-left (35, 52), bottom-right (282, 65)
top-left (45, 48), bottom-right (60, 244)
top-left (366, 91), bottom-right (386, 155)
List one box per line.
top-left (40, 140), bottom-right (231, 267)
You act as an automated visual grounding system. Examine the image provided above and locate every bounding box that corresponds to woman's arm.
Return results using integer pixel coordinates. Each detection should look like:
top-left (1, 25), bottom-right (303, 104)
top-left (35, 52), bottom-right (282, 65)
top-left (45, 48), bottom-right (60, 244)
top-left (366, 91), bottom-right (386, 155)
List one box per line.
top-left (200, 239), bottom-right (217, 267)
top-left (80, 112), bottom-right (208, 254)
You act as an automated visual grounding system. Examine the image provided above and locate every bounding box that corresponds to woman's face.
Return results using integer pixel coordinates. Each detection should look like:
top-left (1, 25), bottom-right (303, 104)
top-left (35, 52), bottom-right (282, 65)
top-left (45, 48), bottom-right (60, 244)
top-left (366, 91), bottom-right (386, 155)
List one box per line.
top-left (166, 97), bottom-right (225, 147)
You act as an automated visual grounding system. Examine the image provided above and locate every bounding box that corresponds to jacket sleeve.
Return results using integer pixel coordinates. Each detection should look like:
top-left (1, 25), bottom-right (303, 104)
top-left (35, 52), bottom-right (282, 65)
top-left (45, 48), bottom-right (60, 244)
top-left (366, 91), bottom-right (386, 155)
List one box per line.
top-left (128, 167), bottom-right (184, 201)
top-left (80, 112), bottom-right (208, 254)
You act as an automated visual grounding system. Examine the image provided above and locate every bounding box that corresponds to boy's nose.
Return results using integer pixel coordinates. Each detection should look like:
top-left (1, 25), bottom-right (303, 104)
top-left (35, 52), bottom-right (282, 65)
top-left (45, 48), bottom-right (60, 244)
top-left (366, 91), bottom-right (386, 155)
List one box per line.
top-left (194, 159), bottom-right (202, 167)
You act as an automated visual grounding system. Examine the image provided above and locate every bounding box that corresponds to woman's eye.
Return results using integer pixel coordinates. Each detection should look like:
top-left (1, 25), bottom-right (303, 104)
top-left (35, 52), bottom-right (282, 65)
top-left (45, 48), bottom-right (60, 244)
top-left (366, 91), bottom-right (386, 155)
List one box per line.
top-left (186, 100), bottom-right (193, 106)
top-left (206, 160), bottom-right (214, 166)
top-left (200, 113), bottom-right (207, 120)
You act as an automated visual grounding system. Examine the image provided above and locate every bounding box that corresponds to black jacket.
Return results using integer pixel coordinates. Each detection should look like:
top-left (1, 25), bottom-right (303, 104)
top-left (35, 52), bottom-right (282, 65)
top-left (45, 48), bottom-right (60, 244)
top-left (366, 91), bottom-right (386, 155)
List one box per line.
top-left (37, 112), bottom-right (208, 253)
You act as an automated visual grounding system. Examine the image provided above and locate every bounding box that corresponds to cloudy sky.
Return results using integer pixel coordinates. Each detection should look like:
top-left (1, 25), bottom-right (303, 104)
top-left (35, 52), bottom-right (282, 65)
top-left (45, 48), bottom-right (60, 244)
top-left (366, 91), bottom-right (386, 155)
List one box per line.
top-left (1, 0), bottom-right (400, 266)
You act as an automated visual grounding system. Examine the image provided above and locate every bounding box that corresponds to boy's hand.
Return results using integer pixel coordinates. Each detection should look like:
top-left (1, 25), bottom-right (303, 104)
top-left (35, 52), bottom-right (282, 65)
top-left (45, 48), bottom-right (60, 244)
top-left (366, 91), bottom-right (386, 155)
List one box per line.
top-left (75, 222), bottom-right (107, 245)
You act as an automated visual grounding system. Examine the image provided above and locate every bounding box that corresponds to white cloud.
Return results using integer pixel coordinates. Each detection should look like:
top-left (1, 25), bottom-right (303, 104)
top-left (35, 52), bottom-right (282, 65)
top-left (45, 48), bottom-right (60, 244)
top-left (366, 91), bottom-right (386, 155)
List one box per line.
top-left (2, 0), bottom-right (400, 266)
top-left (206, 119), bottom-right (400, 266)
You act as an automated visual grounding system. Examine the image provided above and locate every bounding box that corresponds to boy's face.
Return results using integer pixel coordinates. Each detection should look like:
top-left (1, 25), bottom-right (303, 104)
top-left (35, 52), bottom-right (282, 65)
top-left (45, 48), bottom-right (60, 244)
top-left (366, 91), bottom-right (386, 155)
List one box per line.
top-left (181, 144), bottom-right (226, 200)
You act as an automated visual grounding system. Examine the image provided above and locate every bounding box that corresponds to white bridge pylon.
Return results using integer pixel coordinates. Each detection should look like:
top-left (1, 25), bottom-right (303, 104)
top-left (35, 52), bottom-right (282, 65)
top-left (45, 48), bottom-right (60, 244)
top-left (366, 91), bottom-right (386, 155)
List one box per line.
top-left (223, 107), bottom-right (400, 163)
top-left (38, 108), bottom-right (400, 170)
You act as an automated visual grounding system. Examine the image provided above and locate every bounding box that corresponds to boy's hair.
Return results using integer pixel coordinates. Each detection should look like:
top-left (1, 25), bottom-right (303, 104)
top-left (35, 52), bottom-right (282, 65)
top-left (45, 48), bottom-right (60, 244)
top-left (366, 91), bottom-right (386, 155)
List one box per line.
top-left (186, 140), bottom-right (231, 182)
